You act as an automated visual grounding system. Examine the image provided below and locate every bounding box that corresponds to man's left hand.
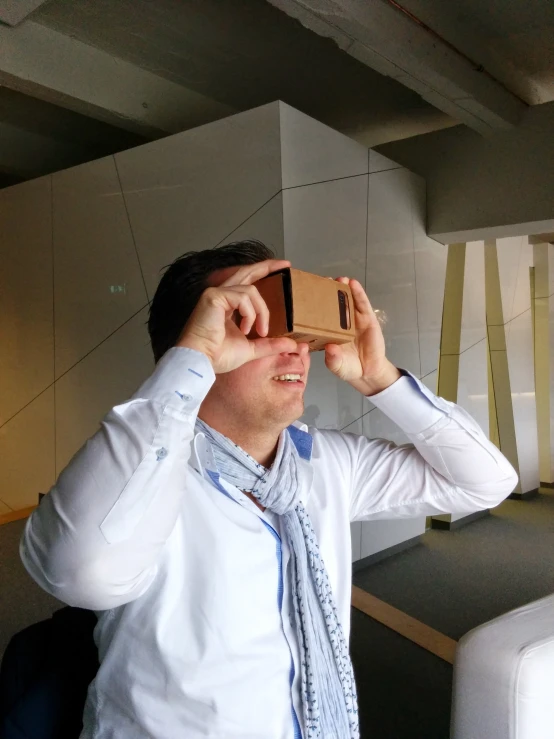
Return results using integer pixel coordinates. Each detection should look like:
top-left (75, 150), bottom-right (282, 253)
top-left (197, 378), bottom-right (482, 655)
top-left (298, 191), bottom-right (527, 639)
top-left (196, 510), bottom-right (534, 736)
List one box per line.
top-left (324, 278), bottom-right (402, 396)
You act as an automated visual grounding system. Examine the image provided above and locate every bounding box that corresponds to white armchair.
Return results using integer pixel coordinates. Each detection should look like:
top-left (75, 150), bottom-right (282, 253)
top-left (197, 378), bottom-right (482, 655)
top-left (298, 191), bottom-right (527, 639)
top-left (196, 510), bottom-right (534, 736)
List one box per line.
top-left (451, 594), bottom-right (554, 739)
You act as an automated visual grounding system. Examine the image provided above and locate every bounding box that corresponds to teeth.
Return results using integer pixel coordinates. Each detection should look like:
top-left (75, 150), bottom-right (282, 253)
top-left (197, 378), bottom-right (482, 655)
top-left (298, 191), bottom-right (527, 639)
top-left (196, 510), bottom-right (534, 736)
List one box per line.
top-left (273, 374), bottom-right (302, 382)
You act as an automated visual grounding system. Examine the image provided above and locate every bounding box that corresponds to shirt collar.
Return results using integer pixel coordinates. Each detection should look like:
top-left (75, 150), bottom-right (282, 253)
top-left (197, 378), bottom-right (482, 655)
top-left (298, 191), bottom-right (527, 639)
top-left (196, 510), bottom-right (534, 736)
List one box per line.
top-left (287, 424), bottom-right (313, 461)
top-left (190, 423), bottom-right (313, 476)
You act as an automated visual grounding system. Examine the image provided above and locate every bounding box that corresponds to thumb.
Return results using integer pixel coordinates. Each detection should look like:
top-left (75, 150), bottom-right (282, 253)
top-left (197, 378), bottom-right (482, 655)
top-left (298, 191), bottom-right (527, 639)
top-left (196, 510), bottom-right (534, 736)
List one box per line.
top-left (324, 343), bottom-right (343, 375)
top-left (249, 336), bottom-right (298, 360)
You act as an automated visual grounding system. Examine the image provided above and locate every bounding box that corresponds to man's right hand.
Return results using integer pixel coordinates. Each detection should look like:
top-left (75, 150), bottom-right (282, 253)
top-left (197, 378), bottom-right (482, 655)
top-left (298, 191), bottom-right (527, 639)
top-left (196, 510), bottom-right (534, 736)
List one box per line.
top-left (176, 259), bottom-right (298, 374)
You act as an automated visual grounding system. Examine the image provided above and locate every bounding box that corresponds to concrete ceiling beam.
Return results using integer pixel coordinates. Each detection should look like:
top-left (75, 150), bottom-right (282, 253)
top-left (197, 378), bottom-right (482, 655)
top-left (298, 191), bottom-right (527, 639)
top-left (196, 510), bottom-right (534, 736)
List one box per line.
top-left (0, 20), bottom-right (235, 138)
top-left (529, 233), bottom-right (554, 245)
top-left (268, 0), bottom-right (526, 135)
top-left (0, 120), bottom-right (93, 179)
top-left (0, 0), bottom-right (50, 27)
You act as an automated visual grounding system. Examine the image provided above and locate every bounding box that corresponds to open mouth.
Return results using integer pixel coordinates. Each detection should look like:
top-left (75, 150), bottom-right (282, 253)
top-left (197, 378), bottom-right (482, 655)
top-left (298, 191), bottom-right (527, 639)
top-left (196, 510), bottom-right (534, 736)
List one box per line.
top-left (272, 374), bottom-right (303, 384)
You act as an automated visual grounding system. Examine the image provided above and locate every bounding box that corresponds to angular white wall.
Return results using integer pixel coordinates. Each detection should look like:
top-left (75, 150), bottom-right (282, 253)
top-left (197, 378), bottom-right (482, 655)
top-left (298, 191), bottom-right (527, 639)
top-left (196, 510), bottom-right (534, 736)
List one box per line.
top-left (13, 102), bottom-right (544, 567)
top-left (0, 177), bottom-right (55, 510)
top-left (361, 164), bottom-right (447, 558)
top-left (114, 104), bottom-right (284, 297)
top-left (0, 177), bottom-right (54, 425)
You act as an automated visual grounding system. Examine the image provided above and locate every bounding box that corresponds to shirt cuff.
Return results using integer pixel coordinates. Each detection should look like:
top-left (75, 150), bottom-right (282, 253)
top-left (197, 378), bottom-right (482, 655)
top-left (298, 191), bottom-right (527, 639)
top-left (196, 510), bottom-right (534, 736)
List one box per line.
top-left (132, 346), bottom-right (215, 414)
top-left (368, 370), bottom-right (448, 435)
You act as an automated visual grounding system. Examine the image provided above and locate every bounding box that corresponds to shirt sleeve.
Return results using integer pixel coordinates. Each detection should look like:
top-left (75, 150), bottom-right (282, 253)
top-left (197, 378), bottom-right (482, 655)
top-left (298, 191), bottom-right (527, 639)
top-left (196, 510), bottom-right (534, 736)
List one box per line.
top-left (348, 371), bottom-right (519, 521)
top-left (20, 347), bottom-right (215, 611)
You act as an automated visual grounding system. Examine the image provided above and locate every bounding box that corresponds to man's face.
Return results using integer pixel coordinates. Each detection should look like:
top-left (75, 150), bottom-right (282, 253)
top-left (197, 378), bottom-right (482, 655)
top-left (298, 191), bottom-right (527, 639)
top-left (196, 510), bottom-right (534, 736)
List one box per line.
top-left (201, 265), bottom-right (311, 430)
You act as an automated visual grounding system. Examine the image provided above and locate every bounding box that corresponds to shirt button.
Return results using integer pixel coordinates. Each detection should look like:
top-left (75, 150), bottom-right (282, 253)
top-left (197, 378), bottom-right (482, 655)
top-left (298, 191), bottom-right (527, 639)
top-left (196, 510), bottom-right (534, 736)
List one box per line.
top-left (182, 394), bottom-right (192, 402)
top-left (156, 447), bottom-right (168, 461)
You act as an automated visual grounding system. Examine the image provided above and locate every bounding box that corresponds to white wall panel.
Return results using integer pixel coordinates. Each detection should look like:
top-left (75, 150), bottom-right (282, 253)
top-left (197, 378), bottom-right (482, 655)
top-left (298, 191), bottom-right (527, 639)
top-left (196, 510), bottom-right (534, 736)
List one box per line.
top-left (360, 518), bottom-right (425, 559)
top-left (300, 351), bottom-right (364, 432)
top-left (458, 339), bottom-right (489, 437)
top-left (115, 104), bottom-right (283, 298)
top-left (341, 419), bottom-right (363, 562)
top-left (0, 176), bottom-right (53, 424)
top-left (369, 150), bottom-right (402, 174)
top-left (506, 310), bottom-right (539, 493)
top-left (282, 176), bottom-right (368, 282)
top-left (411, 173), bottom-right (447, 378)
top-left (283, 176), bottom-right (368, 432)
top-left (511, 239), bottom-right (533, 322)
top-left (448, 327), bottom-right (489, 523)
top-left (460, 241), bottom-right (486, 353)
top-left (421, 369), bottom-right (438, 394)
top-left (361, 409), bottom-right (426, 555)
top-left (0, 388), bottom-right (55, 510)
top-left (295, 357), bottom-right (358, 434)
top-left (496, 236), bottom-right (537, 492)
top-left (497, 236), bottom-right (525, 324)
top-left (497, 236), bottom-right (534, 328)
top-left (53, 157), bottom-right (147, 378)
top-left (362, 406), bottom-right (410, 448)
top-left (362, 167), bottom-right (427, 558)
top-left (367, 168), bottom-right (420, 376)
top-left (55, 308), bottom-right (153, 474)
top-left (219, 193), bottom-right (284, 259)
top-left (280, 103), bottom-right (368, 189)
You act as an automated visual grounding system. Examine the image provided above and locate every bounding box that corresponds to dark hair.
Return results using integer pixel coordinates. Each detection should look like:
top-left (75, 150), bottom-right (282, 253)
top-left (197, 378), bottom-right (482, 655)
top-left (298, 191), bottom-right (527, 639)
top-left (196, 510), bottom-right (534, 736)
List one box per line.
top-left (148, 239), bottom-right (275, 362)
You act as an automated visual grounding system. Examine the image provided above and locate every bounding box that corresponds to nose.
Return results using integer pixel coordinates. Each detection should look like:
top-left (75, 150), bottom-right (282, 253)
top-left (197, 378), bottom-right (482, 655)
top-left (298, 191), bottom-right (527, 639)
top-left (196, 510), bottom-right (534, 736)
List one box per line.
top-left (281, 342), bottom-right (310, 357)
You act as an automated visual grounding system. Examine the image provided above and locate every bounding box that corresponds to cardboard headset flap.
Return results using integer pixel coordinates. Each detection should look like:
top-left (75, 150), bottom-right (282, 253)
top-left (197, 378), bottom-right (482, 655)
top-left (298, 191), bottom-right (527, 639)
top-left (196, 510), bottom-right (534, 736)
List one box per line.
top-left (249, 268), bottom-right (356, 351)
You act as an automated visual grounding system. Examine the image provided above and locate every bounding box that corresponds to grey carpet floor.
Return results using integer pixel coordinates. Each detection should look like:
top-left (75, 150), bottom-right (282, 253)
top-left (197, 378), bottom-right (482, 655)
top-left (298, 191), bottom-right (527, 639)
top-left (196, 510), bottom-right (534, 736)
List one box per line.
top-left (354, 489), bottom-right (554, 640)
top-left (349, 608), bottom-right (452, 739)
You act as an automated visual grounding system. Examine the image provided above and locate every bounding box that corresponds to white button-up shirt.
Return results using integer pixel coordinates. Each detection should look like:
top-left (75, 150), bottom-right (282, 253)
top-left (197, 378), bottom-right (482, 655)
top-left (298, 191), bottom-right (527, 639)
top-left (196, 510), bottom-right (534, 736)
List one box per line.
top-left (21, 348), bottom-right (517, 739)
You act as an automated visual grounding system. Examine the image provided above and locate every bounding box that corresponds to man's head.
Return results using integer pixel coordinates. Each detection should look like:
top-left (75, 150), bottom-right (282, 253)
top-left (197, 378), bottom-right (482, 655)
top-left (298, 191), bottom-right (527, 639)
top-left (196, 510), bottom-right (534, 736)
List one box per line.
top-left (148, 241), bottom-right (311, 439)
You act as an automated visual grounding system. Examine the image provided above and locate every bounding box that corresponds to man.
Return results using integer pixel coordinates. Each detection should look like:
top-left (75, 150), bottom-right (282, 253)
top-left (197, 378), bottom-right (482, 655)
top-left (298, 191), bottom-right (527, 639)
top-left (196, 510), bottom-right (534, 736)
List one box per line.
top-left (21, 240), bottom-right (517, 738)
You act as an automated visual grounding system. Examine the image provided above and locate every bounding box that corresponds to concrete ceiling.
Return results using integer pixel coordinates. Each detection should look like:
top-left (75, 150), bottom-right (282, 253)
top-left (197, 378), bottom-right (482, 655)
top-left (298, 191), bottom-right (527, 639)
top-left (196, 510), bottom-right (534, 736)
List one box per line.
top-left (398, 0), bottom-right (554, 105)
top-left (0, 0), bottom-right (552, 186)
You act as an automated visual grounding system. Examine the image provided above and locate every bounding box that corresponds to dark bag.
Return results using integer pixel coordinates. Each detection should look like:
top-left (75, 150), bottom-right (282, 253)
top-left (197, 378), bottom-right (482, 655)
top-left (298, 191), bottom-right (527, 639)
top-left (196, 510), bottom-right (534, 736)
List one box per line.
top-left (0, 607), bottom-right (98, 739)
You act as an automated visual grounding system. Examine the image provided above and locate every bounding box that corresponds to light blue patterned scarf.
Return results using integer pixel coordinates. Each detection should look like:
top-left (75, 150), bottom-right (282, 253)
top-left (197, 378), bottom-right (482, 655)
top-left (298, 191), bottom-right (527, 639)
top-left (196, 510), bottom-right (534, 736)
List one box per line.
top-left (195, 419), bottom-right (359, 739)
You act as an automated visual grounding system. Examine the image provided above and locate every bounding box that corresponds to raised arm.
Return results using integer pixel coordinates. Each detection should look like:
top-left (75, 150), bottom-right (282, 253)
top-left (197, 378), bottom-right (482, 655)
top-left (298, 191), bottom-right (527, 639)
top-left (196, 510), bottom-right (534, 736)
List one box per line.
top-left (348, 373), bottom-right (518, 521)
top-left (21, 258), bottom-right (297, 610)
top-left (322, 276), bottom-right (517, 520)
top-left (21, 348), bottom-right (214, 610)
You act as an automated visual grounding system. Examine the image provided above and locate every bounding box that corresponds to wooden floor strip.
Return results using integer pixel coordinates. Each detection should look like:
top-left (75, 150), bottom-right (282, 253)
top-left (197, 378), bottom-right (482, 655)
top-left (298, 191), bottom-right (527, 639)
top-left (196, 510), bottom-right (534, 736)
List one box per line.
top-left (0, 505), bottom-right (36, 527)
top-left (351, 585), bottom-right (457, 664)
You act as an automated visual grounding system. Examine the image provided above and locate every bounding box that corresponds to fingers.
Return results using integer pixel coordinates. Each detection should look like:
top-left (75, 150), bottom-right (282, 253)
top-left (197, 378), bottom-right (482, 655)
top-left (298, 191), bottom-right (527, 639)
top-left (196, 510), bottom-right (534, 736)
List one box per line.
top-left (220, 259), bottom-right (291, 287)
top-left (238, 285), bottom-right (269, 336)
top-left (335, 277), bottom-right (377, 322)
top-left (235, 293), bottom-right (257, 336)
top-left (349, 280), bottom-right (379, 325)
top-left (324, 343), bottom-right (344, 374)
top-left (207, 284), bottom-right (269, 336)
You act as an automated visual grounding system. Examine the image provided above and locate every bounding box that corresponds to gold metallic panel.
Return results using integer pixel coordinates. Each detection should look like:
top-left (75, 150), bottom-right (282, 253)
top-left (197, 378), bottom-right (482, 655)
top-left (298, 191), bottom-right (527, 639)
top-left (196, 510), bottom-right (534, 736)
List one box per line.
top-left (437, 243), bottom-right (466, 402)
top-left (532, 242), bottom-right (553, 484)
top-left (484, 239), bottom-right (521, 493)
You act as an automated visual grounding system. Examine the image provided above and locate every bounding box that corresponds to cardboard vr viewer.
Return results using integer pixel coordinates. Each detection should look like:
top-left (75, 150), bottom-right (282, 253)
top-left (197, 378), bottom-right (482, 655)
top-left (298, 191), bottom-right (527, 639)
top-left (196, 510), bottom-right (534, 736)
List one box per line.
top-left (249, 268), bottom-right (356, 351)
